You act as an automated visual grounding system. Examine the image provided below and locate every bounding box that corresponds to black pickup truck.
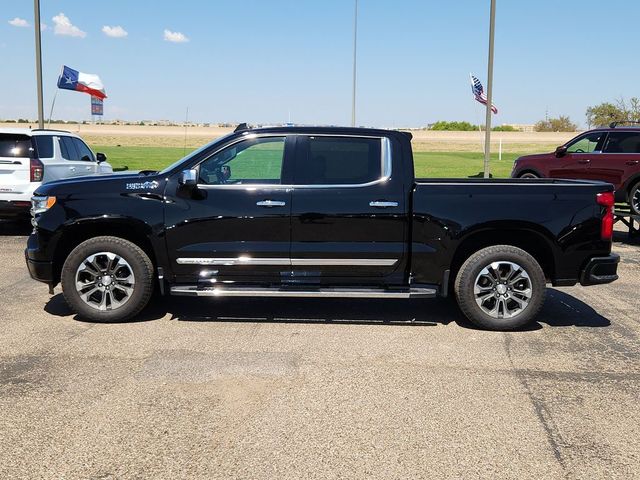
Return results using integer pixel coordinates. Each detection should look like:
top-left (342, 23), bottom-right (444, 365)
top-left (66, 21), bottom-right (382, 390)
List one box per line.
top-left (26, 125), bottom-right (619, 330)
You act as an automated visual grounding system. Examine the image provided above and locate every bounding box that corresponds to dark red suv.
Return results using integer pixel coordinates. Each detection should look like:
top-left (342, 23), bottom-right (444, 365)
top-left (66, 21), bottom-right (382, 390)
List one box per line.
top-left (511, 124), bottom-right (640, 214)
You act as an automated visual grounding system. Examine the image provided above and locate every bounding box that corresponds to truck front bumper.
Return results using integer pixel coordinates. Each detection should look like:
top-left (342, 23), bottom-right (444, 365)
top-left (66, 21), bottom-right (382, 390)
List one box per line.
top-left (25, 252), bottom-right (54, 284)
top-left (579, 254), bottom-right (619, 286)
top-left (25, 230), bottom-right (55, 285)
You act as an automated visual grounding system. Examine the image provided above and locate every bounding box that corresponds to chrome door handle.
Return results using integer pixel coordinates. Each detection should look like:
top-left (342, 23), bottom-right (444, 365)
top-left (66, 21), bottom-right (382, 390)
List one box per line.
top-left (69, 166), bottom-right (76, 171)
top-left (626, 160), bottom-right (639, 166)
top-left (369, 201), bottom-right (399, 208)
top-left (577, 159), bottom-right (590, 164)
top-left (256, 200), bottom-right (286, 207)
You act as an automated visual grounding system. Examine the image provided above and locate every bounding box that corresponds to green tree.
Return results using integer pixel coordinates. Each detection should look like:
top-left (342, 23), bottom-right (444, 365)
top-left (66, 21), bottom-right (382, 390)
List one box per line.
top-left (430, 120), bottom-right (478, 131)
top-left (585, 102), bottom-right (623, 128)
top-left (534, 115), bottom-right (577, 132)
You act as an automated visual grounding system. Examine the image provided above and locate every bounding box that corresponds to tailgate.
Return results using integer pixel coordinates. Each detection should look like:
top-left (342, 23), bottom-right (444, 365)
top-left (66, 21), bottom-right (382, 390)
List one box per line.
top-left (0, 134), bottom-right (33, 196)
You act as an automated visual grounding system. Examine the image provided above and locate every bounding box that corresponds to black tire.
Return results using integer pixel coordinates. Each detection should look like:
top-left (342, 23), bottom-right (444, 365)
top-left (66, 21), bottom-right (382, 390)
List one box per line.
top-left (61, 236), bottom-right (154, 322)
top-left (629, 181), bottom-right (640, 216)
top-left (454, 245), bottom-right (546, 331)
top-left (519, 172), bottom-right (540, 179)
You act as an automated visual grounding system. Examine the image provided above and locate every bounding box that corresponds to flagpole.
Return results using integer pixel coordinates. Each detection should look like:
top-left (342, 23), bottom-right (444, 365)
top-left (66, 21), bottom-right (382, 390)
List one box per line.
top-left (483, 0), bottom-right (497, 178)
top-left (351, 0), bottom-right (358, 127)
top-left (34, 0), bottom-right (44, 129)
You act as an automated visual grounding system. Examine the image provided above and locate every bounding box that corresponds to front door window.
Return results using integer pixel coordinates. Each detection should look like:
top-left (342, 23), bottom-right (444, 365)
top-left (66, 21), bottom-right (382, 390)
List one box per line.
top-left (566, 132), bottom-right (605, 154)
top-left (198, 137), bottom-right (285, 185)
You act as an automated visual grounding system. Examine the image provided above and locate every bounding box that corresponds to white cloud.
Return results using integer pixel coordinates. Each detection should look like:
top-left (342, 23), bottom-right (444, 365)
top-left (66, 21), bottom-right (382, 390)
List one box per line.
top-left (102, 25), bottom-right (128, 38)
top-left (8, 17), bottom-right (29, 28)
top-left (163, 29), bottom-right (189, 43)
top-left (40, 23), bottom-right (47, 31)
top-left (52, 13), bottom-right (86, 38)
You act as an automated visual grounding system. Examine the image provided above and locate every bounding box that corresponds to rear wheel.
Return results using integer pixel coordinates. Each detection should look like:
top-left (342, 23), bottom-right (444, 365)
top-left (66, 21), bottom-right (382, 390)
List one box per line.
top-left (61, 236), bottom-right (154, 322)
top-left (519, 172), bottom-right (540, 179)
top-left (454, 245), bottom-right (546, 330)
top-left (629, 181), bottom-right (640, 216)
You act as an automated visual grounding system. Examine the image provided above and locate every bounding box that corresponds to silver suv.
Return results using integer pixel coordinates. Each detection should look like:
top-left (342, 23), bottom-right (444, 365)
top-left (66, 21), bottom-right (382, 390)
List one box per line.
top-left (0, 128), bottom-right (112, 218)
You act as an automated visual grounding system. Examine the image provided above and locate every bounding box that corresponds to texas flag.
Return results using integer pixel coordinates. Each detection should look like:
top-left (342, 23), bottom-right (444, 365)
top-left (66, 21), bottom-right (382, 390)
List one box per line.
top-left (57, 65), bottom-right (107, 99)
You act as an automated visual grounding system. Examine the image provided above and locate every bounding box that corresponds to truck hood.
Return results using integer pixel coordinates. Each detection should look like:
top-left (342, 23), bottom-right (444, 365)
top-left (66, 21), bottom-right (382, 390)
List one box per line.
top-left (516, 152), bottom-right (553, 162)
top-left (34, 171), bottom-right (165, 196)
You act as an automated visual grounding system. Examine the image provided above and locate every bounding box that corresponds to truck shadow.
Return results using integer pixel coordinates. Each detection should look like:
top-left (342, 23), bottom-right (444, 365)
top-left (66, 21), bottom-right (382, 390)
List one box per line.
top-left (44, 288), bottom-right (610, 331)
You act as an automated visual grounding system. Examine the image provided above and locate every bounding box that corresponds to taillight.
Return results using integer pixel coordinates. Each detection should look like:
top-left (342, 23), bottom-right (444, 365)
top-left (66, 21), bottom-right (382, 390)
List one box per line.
top-left (596, 192), bottom-right (614, 241)
top-left (30, 157), bottom-right (44, 182)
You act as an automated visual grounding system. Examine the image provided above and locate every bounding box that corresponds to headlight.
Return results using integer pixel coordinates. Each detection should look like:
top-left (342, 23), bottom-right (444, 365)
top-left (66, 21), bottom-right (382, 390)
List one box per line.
top-left (31, 195), bottom-right (56, 216)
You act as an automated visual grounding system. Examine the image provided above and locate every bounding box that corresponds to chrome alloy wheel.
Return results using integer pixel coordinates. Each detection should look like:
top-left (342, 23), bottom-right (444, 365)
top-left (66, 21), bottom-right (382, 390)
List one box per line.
top-left (519, 173), bottom-right (539, 179)
top-left (474, 261), bottom-right (532, 319)
top-left (75, 252), bottom-right (135, 311)
top-left (632, 188), bottom-right (640, 215)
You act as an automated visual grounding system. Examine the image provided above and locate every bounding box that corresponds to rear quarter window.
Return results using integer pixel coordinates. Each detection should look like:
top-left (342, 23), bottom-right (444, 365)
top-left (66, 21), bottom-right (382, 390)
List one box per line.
top-left (34, 136), bottom-right (54, 158)
top-left (0, 134), bottom-right (32, 158)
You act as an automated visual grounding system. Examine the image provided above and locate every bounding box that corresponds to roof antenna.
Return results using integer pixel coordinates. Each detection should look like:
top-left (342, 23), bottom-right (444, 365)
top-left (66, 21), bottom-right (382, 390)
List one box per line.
top-left (234, 122), bottom-right (248, 132)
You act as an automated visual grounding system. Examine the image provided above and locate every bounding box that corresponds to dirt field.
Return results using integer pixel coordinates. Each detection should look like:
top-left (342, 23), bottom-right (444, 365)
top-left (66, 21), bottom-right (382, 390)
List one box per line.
top-left (1, 122), bottom-right (577, 154)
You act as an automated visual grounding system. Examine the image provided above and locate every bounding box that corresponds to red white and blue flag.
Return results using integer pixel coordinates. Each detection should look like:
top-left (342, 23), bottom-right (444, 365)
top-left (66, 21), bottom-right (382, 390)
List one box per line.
top-left (57, 65), bottom-right (107, 100)
top-left (470, 74), bottom-right (497, 114)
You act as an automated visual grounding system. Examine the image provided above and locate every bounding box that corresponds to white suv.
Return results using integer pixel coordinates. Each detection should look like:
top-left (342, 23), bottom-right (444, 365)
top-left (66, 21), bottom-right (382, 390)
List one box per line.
top-left (0, 128), bottom-right (113, 218)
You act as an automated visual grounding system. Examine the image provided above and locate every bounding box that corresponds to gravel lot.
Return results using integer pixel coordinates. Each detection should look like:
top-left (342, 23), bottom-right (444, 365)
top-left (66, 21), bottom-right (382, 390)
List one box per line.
top-left (1, 222), bottom-right (638, 479)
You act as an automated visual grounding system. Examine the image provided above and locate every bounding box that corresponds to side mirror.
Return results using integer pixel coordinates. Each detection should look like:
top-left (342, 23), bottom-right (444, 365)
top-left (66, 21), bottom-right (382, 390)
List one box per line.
top-left (555, 146), bottom-right (567, 158)
top-left (96, 152), bottom-right (107, 163)
top-left (179, 169), bottom-right (198, 188)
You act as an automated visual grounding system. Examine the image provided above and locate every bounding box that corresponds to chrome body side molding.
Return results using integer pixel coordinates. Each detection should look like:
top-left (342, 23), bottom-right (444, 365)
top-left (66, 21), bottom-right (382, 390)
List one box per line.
top-left (170, 285), bottom-right (436, 299)
top-left (176, 257), bottom-right (398, 267)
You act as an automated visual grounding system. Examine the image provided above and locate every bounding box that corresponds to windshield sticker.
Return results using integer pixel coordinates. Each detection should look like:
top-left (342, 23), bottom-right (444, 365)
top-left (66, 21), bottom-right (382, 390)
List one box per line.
top-left (125, 181), bottom-right (159, 190)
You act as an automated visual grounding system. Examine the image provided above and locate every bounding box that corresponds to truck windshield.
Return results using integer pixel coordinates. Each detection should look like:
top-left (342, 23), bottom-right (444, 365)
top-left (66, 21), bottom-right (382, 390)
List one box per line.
top-left (158, 132), bottom-right (235, 175)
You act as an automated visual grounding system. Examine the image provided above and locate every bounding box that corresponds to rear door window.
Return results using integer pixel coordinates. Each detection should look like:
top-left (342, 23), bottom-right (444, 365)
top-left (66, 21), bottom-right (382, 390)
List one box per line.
top-left (295, 136), bottom-right (382, 185)
top-left (603, 132), bottom-right (640, 153)
top-left (59, 136), bottom-right (80, 161)
top-left (34, 136), bottom-right (54, 158)
top-left (73, 138), bottom-right (95, 162)
top-left (0, 134), bottom-right (32, 158)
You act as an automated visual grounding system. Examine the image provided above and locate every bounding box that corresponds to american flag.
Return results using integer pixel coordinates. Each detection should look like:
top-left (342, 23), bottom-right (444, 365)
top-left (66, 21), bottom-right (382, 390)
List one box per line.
top-left (470, 74), bottom-right (498, 114)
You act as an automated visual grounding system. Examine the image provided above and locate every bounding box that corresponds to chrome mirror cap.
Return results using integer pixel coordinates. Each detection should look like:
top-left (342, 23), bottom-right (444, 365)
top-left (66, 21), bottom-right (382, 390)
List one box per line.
top-left (179, 169), bottom-right (197, 186)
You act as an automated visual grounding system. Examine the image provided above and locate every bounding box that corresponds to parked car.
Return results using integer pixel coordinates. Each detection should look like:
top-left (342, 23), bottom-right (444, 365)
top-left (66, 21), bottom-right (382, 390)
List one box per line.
top-left (26, 125), bottom-right (619, 330)
top-left (511, 123), bottom-right (640, 214)
top-left (0, 128), bottom-right (112, 219)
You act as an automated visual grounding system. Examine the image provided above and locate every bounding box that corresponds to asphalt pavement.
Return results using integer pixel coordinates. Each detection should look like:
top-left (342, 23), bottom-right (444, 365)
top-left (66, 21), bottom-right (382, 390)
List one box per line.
top-left (0, 221), bottom-right (638, 479)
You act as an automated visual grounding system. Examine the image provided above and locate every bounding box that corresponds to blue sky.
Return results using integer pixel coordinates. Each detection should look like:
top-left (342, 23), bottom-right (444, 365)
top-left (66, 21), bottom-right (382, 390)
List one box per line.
top-left (2, 0), bottom-right (639, 127)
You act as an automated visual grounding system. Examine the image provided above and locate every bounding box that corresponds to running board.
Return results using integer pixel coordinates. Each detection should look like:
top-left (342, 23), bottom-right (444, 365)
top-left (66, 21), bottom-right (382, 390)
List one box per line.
top-left (170, 285), bottom-right (437, 299)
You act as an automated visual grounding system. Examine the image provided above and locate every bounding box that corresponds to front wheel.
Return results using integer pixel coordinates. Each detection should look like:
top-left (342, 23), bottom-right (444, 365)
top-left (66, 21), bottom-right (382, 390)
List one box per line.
top-left (629, 181), bottom-right (640, 216)
top-left (454, 245), bottom-right (546, 330)
top-left (61, 236), bottom-right (154, 322)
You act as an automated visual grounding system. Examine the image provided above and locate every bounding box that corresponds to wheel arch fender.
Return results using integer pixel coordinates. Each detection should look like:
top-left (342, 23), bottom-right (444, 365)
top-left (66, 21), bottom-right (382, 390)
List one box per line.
top-left (52, 216), bottom-right (160, 284)
top-left (449, 224), bottom-right (557, 285)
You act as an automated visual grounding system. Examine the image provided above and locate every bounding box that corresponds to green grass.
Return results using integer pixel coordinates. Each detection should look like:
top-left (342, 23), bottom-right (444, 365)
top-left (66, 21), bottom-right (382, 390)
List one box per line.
top-left (92, 145), bottom-right (520, 178)
top-left (92, 145), bottom-right (190, 171)
top-left (413, 152), bottom-right (518, 178)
